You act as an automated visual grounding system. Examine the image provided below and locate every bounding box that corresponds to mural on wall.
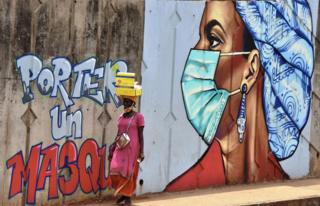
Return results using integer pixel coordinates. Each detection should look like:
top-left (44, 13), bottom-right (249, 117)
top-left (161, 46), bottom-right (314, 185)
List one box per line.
top-left (6, 54), bottom-right (128, 204)
top-left (165, 0), bottom-right (315, 191)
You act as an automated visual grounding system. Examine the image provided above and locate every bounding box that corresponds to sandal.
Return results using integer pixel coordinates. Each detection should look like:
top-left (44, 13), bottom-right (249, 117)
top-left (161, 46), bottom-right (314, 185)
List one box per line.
top-left (116, 196), bottom-right (126, 204)
top-left (123, 197), bottom-right (132, 206)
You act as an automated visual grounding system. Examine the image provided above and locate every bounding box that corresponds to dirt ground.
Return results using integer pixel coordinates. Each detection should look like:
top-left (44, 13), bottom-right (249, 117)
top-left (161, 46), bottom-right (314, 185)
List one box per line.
top-left (68, 178), bottom-right (320, 206)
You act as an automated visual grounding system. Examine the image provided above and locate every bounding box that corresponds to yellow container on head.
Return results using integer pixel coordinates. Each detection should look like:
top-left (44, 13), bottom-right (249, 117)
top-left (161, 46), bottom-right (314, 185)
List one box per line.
top-left (115, 72), bottom-right (142, 97)
top-left (115, 72), bottom-right (135, 87)
top-left (115, 85), bottom-right (142, 96)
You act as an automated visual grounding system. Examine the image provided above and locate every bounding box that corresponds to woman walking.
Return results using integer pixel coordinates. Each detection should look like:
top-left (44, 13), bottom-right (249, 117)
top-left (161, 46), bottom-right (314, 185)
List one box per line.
top-left (108, 95), bottom-right (144, 206)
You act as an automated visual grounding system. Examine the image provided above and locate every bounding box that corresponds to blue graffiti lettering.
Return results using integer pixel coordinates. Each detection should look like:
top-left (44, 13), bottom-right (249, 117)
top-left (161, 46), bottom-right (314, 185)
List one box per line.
top-left (103, 60), bottom-right (128, 107)
top-left (51, 58), bottom-right (74, 107)
top-left (37, 68), bottom-right (55, 96)
top-left (16, 54), bottom-right (128, 108)
top-left (16, 55), bottom-right (42, 103)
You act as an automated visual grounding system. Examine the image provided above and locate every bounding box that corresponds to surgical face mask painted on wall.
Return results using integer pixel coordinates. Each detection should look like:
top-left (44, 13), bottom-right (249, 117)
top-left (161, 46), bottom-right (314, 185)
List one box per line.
top-left (181, 49), bottom-right (249, 144)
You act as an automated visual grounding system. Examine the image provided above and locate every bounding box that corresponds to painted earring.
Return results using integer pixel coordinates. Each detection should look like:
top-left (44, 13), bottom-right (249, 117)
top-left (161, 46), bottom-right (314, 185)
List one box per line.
top-left (237, 84), bottom-right (247, 143)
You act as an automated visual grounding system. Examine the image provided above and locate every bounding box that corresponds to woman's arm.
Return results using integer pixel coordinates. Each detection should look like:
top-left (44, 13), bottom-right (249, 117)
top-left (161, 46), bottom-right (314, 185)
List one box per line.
top-left (138, 126), bottom-right (144, 161)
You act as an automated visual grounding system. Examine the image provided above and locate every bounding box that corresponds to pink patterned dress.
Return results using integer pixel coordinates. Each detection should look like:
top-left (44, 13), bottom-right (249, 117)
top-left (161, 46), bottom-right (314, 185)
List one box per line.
top-left (110, 112), bottom-right (144, 178)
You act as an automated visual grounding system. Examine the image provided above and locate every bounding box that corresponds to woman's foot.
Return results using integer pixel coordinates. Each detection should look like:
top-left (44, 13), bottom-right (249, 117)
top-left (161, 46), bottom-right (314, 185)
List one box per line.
top-left (123, 196), bottom-right (132, 206)
top-left (116, 196), bottom-right (126, 204)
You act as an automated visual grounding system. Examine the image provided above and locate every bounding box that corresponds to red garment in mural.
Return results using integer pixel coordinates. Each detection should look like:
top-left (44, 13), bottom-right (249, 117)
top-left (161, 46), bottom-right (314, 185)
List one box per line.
top-left (165, 140), bottom-right (225, 191)
top-left (165, 139), bottom-right (286, 191)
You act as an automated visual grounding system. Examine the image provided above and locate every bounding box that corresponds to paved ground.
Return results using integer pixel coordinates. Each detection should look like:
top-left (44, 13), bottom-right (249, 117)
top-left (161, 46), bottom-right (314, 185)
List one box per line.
top-left (71, 178), bottom-right (320, 206)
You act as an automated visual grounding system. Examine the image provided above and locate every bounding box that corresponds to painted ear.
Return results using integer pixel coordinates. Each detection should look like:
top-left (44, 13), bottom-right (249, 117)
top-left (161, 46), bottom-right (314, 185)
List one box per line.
top-left (240, 49), bottom-right (260, 93)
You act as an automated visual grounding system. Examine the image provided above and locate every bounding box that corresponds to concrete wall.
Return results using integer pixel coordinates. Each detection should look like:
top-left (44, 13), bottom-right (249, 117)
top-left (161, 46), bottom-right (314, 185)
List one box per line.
top-left (0, 0), bottom-right (144, 205)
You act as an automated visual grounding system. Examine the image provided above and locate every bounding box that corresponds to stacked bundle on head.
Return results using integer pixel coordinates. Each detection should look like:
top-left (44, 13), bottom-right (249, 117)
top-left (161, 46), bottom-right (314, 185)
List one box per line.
top-left (115, 72), bottom-right (142, 97)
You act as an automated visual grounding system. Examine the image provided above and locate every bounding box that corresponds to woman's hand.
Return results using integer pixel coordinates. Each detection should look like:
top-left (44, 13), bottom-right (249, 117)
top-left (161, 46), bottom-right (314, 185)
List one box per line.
top-left (108, 155), bottom-right (112, 161)
top-left (138, 153), bottom-right (145, 162)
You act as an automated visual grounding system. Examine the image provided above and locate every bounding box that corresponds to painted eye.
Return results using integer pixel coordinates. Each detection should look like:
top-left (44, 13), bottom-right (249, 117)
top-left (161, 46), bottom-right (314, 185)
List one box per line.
top-left (210, 39), bottom-right (220, 49)
top-left (207, 34), bottom-right (223, 49)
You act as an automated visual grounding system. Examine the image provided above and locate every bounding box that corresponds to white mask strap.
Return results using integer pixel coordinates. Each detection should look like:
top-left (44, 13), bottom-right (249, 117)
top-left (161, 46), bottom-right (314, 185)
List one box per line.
top-left (230, 89), bottom-right (240, 96)
top-left (220, 51), bottom-right (250, 56)
top-left (220, 51), bottom-right (250, 96)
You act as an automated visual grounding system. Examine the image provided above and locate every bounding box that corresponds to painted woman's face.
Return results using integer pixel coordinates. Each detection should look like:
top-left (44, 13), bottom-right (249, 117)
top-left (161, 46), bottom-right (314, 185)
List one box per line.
top-left (194, 1), bottom-right (250, 138)
top-left (195, 1), bottom-right (247, 92)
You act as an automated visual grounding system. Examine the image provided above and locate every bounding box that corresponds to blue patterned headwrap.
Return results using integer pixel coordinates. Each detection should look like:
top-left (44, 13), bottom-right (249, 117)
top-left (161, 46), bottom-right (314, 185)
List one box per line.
top-left (236, 1), bottom-right (314, 160)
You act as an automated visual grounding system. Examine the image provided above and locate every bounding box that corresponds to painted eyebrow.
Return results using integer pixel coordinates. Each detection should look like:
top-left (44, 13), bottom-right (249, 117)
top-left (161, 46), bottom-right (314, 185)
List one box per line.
top-left (205, 19), bottom-right (226, 36)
